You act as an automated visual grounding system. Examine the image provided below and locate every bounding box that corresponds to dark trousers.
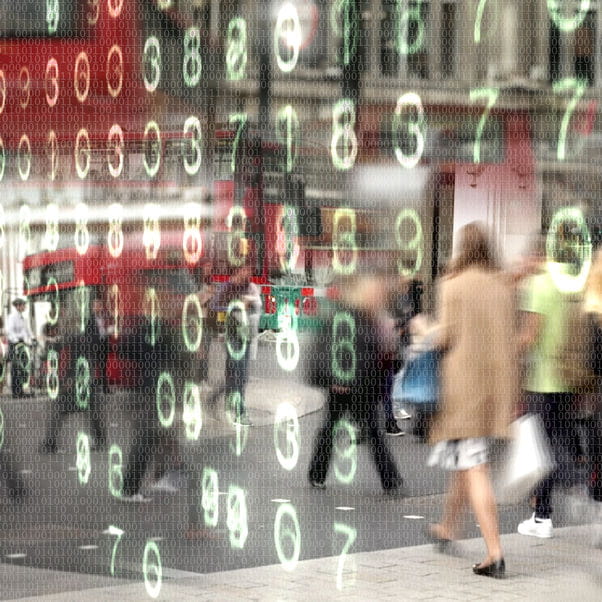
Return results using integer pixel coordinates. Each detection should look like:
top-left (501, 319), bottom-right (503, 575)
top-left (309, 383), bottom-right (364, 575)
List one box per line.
top-left (43, 385), bottom-right (105, 449)
top-left (9, 343), bottom-right (28, 397)
top-left (527, 392), bottom-right (578, 518)
top-left (308, 390), bottom-right (402, 490)
top-left (382, 369), bottom-right (394, 423)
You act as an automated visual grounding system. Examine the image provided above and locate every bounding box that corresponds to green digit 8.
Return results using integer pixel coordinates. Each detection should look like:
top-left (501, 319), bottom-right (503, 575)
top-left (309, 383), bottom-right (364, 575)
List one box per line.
top-left (332, 208), bottom-right (358, 275)
top-left (226, 485), bottom-right (248, 549)
top-left (274, 502), bottom-right (301, 571)
top-left (274, 402), bottom-right (300, 470)
top-left (46, 0), bottom-right (59, 34)
top-left (182, 201), bottom-right (203, 263)
top-left (156, 372), bottom-right (176, 428)
top-left (547, 0), bottom-right (590, 32)
top-left (546, 206), bottom-right (592, 293)
top-left (331, 311), bottom-right (356, 383)
top-left (201, 467), bottom-right (219, 527)
top-left (275, 105), bottom-right (300, 173)
top-left (182, 116), bottom-right (203, 176)
top-left (330, 0), bottom-right (359, 66)
top-left (76, 432), bottom-right (91, 485)
top-left (395, 209), bottom-right (423, 277)
top-left (334, 523), bottom-right (357, 590)
top-left (553, 78), bottom-right (587, 161)
top-left (74, 203), bottom-right (90, 256)
top-left (393, 92), bottom-right (425, 168)
top-left (396, 0), bottom-right (425, 55)
top-left (274, 2), bottom-right (301, 73)
top-left (330, 99), bottom-right (358, 171)
top-left (226, 17), bottom-right (247, 80)
top-left (46, 349), bottom-right (59, 400)
top-left (44, 203), bottom-right (60, 251)
top-left (107, 203), bottom-right (124, 258)
top-left (108, 444), bottom-right (124, 498)
top-left (333, 419), bottom-right (357, 484)
top-left (183, 27), bottom-right (202, 87)
top-left (182, 293), bottom-right (203, 352)
top-left (470, 87), bottom-right (499, 164)
top-left (182, 381), bottom-right (202, 441)
top-left (143, 36), bottom-right (161, 93)
top-left (75, 356), bottom-right (91, 410)
top-left (142, 540), bottom-right (162, 599)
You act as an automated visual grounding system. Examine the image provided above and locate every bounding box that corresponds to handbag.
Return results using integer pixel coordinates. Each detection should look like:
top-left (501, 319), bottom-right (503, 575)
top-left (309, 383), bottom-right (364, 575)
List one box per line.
top-left (494, 414), bottom-right (555, 505)
top-left (392, 349), bottom-right (441, 406)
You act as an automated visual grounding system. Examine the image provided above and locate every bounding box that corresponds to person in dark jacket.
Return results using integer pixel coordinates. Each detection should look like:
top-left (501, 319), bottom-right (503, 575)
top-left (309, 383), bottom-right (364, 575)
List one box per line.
top-left (308, 272), bottom-right (403, 492)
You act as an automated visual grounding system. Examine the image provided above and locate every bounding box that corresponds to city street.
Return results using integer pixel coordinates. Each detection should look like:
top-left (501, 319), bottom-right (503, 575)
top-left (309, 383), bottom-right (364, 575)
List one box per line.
top-left (1, 337), bottom-right (599, 600)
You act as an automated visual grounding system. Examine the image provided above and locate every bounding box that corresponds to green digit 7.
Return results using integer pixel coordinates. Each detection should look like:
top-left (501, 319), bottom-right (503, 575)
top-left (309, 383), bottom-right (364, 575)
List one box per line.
top-left (229, 113), bottom-right (248, 173)
top-left (107, 525), bottom-right (124, 576)
top-left (334, 522), bottom-right (357, 590)
top-left (470, 87), bottom-right (499, 164)
top-left (474, 0), bottom-right (489, 43)
top-left (553, 78), bottom-right (587, 161)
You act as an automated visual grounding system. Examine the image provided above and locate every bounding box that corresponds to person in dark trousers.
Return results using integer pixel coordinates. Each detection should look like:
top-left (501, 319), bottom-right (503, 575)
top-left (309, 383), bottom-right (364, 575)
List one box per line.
top-left (6, 298), bottom-right (34, 398)
top-left (89, 297), bottom-right (112, 394)
top-left (308, 272), bottom-right (403, 493)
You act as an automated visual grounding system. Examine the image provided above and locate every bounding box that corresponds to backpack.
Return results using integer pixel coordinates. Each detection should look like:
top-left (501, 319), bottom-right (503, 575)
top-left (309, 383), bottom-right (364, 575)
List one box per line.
top-left (558, 293), bottom-right (598, 393)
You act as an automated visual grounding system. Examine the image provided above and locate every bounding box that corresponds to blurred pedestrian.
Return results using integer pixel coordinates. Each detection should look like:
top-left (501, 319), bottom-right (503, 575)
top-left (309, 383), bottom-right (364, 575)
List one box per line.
top-left (89, 297), bottom-right (112, 394)
top-left (428, 223), bottom-right (518, 579)
top-left (308, 271), bottom-right (404, 493)
top-left (517, 234), bottom-right (580, 539)
top-left (6, 298), bottom-right (34, 398)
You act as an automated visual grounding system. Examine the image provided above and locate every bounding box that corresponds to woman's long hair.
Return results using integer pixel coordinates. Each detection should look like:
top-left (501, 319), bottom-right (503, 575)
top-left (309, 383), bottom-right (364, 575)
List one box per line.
top-left (451, 222), bottom-right (499, 275)
top-left (584, 248), bottom-right (602, 316)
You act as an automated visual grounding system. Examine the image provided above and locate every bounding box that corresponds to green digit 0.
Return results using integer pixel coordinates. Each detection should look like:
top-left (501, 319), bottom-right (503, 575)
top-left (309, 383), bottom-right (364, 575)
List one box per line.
top-left (156, 372), bottom-right (175, 428)
top-left (553, 78), bottom-right (587, 161)
top-left (182, 293), bottom-right (203, 352)
top-left (396, 0), bottom-right (425, 55)
top-left (470, 87), bottom-right (499, 164)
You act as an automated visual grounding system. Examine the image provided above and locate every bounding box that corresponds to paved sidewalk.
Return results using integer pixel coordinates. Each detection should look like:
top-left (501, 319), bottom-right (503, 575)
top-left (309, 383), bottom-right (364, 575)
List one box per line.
top-left (7, 526), bottom-right (602, 601)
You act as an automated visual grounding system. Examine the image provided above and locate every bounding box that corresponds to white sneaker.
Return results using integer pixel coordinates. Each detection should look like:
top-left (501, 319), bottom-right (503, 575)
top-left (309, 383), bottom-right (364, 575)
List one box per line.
top-left (396, 408), bottom-right (412, 421)
top-left (118, 493), bottom-right (152, 503)
top-left (517, 513), bottom-right (553, 538)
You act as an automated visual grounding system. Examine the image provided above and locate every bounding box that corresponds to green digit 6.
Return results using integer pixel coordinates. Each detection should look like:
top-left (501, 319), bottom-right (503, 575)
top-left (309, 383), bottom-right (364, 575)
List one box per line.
top-left (553, 78), bottom-right (587, 161)
top-left (274, 2), bottom-right (301, 73)
top-left (108, 444), bottom-right (124, 498)
top-left (143, 540), bottom-right (162, 599)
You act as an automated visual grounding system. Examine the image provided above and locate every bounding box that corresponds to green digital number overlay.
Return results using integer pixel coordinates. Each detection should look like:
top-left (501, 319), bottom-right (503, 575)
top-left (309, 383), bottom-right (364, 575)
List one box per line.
top-left (107, 525), bottom-right (124, 576)
top-left (107, 203), bottom-right (124, 258)
top-left (227, 205), bottom-right (247, 267)
top-left (201, 467), bottom-right (219, 527)
top-left (546, 206), bottom-right (592, 293)
top-left (143, 540), bottom-right (162, 599)
top-left (46, 0), bottom-right (59, 35)
top-left (226, 485), bottom-right (248, 550)
top-left (46, 349), bottom-right (59, 400)
top-left (396, 209), bottom-right (423, 277)
top-left (274, 403), bottom-right (300, 471)
top-left (331, 0), bottom-right (359, 66)
top-left (143, 121), bottom-right (162, 178)
top-left (182, 381), bottom-right (202, 441)
top-left (182, 293), bottom-right (203, 352)
top-left (182, 202), bottom-right (203, 264)
top-left (275, 300), bottom-right (300, 372)
top-left (393, 92), bottom-right (425, 169)
top-left (274, 502), bottom-right (301, 571)
top-left (228, 400), bottom-right (250, 457)
top-left (74, 203), bottom-right (90, 256)
top-left (183, 27), bottom-right (202, 87)
top-left (332, 208), bottom-right (358, 275)
top-left (74, 128), bottom-right (91, 180)
top-left (225, 300), bottom-right (248, 361)
top-left (229, 112), bottom-right (248, 173)
top-left (108, 444), bottom-right (124, 498)
top-left (182, 116), bottom-right (202, 176)
top-left (143, 203), bottom-right (161, 260)
top-left (331, 311), bottom-right (356, 383)
top-left (331, 99), bottom-right (357, 171)
top-left (334, 522), bottom-right (357, 590)
top-left (0, 405), bottom-right (4, 450)
top-left (0, 136), bottom-right (5, 182)
top-left (474, 0), bottom-right (489, 43)
top-left (143, 36), bottom-right (161, 93)
top-left (46, 276), bottom-right (59, 326)
top-left (333, 419), bottom-right (357, 484)
top-left (470, 87), bottom-right (499, 164)
top-left (45, 204), bottom-right (60, 252)
top-left (18, 134), bottom-right (32, 181)
top-left (553, 78), bottom-right (587, 161)
top-left (75, 356), bottom-right (91, 410)
top-left (275, 105), bottom-right (300, 173)
top-left (395, 0), bottom-right (425, 55)
top-left (76, 282), bottom-right (90, 333)
top-left (76, 432), bottom-right (91, 485)
top-left (19, 204), bottom-right (32, 258)
top-left (156, 372), bottom-right (176, 428)
top-left (547, 0), bottom-right (590, 32)
top-left (276, 206), bottom-right (300, 274)
top-left (226, 17), bottom-right (247, 80)
top-left (274, 2), bottom-right (301, 73)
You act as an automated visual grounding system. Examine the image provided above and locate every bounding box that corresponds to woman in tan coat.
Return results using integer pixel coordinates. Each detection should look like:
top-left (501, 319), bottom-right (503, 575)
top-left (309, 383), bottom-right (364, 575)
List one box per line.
top-left (428, 222), bottom-right (518, 578)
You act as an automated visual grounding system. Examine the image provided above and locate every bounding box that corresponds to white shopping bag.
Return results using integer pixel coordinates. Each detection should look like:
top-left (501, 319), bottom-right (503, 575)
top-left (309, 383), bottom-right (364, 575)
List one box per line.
top-left (494, 414), bottom-right (555, 505)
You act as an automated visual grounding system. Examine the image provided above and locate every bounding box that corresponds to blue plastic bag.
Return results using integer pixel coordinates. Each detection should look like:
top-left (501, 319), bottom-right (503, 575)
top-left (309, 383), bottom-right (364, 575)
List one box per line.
top-left (392, 349), bottom-right (441, 405)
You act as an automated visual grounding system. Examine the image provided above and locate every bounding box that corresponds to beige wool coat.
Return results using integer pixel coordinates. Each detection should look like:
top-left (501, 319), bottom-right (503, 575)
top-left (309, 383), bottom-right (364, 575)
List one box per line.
top-left (429, 267), bottom-right (519, 444)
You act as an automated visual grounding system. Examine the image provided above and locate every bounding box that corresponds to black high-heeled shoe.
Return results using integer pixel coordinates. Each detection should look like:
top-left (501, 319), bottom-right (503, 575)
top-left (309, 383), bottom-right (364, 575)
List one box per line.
top-left (472, 558), bottom-right (505, 579)
top-left (425, 525), bottom-right (453, 553)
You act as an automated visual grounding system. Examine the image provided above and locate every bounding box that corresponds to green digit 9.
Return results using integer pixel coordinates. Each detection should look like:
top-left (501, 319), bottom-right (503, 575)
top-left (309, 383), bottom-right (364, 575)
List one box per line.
top-left (470, 87), bottom-right (499, 164)
top-left (274, 502), bottom-right (301, 571)
top-left (46, 0), bottom-right (59, 35)
top-left (226, 17), bottom-right (247, 80)
top-left (396, 209), bottom-right (423, 277)
top-left (553, 78), bottom-right (587, 161)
